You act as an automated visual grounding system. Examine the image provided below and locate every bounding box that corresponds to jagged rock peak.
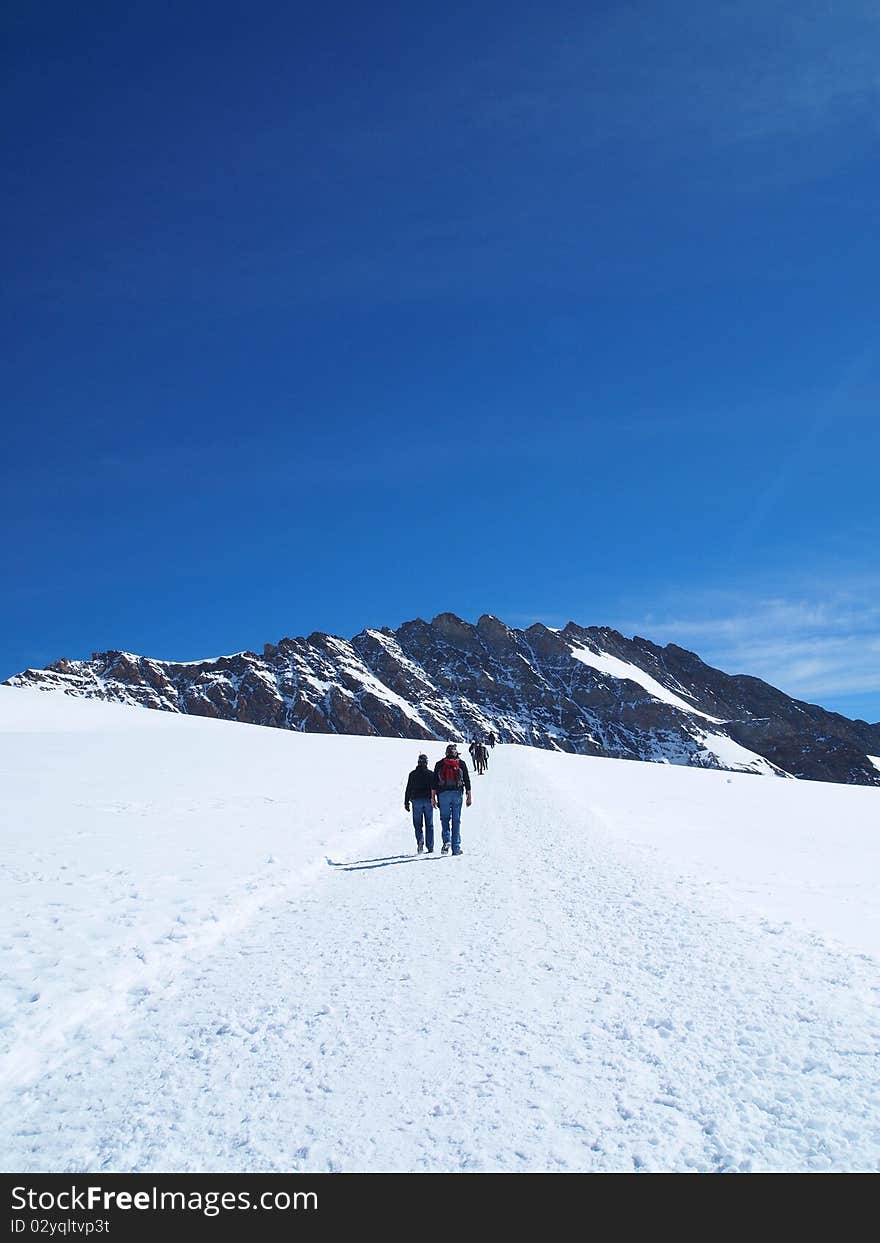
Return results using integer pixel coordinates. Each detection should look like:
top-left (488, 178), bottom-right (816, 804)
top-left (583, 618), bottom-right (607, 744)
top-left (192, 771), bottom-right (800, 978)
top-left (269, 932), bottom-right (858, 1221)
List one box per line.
top-left (428, 613), bottom-right (481, 649)
top-left (430, 611), bottom-right (471, 630)
top-left (476, 613), bottom-right (509, 631)
top-left (6, 611), bottom-right (880, 788)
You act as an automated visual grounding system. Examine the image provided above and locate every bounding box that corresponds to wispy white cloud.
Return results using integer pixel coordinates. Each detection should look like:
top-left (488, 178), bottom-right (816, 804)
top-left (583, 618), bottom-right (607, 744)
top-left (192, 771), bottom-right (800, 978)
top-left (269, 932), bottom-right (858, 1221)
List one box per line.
top-left (621, 585), bottom-right (880, 709)
top-left (435, 585), bottom-right (880, 718)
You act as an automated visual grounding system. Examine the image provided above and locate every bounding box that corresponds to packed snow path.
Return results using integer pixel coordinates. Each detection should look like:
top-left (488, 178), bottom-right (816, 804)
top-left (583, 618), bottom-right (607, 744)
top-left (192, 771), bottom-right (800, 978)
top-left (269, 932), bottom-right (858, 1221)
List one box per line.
top-left (4, 740), bottom-right (878, 1172)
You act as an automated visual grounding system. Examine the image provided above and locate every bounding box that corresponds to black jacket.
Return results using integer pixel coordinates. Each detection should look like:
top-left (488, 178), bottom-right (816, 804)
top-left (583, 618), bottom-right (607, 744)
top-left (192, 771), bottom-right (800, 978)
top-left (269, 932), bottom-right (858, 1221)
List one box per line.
top-left (434, 756), bottom-right (471, 793)
top-left (404, 764), bottom-right (437, 804)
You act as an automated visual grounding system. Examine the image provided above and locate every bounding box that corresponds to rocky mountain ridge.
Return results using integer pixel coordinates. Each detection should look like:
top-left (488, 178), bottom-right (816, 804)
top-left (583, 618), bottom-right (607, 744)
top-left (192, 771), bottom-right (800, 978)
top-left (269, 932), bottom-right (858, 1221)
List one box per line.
top-left (7, 613), bottom-right (880, 786)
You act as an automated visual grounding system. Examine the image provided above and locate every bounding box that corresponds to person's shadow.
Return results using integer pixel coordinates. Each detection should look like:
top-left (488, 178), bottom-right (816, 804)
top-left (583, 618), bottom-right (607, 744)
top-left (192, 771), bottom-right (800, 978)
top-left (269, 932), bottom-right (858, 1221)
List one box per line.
top-left (327, 854), bottom-right (440, 872)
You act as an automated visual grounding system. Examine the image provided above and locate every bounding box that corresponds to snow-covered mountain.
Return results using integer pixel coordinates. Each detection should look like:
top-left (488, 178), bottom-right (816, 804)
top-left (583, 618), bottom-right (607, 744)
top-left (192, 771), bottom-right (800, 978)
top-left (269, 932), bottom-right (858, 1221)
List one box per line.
top-left (2, 686), bottom-right (878, 1172)
top-left (7, 613), bottom-right (880, 785)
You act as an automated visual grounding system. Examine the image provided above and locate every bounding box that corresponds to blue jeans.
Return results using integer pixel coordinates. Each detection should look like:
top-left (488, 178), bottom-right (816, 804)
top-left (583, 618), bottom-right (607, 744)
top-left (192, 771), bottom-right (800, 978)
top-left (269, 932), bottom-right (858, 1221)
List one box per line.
top-left (411, 797), bottom-right (434, 851)
top-left (438, 789), bottom-right (463, 851)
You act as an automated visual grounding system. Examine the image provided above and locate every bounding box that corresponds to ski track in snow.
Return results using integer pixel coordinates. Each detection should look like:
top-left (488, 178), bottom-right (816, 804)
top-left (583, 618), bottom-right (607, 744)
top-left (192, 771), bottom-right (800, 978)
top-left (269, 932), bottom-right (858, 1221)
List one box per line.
top-left (4, 748), bottom-right (879, 1173)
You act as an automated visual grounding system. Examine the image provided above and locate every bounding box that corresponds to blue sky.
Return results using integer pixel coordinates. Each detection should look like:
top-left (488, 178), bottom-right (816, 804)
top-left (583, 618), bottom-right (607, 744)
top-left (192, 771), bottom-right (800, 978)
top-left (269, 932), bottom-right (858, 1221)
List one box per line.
top-left (2, 1), bottom-right (879, 720)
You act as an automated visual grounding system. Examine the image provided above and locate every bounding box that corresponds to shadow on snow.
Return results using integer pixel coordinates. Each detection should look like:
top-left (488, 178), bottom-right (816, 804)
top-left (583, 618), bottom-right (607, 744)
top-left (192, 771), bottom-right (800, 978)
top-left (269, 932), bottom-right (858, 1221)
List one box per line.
top-left (326, 853), bottom-right (441, 872)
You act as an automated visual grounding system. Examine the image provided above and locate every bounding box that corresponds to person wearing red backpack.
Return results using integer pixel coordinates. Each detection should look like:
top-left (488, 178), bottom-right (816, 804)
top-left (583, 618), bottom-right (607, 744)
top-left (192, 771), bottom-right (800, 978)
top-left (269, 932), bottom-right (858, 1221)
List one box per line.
top-left (433, 743), bottom-right (472, 856)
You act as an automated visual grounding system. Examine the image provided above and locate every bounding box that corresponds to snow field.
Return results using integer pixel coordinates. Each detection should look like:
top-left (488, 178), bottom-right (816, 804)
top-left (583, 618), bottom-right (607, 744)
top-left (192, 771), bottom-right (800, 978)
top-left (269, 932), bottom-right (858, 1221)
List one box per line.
top-left (0, 690), bottom-right (414, 1094)
top-left (1, 688), bottom-right (878, 1172)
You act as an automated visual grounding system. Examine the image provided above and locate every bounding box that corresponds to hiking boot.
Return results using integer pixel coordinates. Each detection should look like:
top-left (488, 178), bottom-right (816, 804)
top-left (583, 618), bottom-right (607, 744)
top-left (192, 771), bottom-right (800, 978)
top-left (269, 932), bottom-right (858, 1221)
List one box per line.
top-left (452, 848), bottom-right (463, 856)
top-left (441, 844), bottom-right (450, 855)
top-left (417, 843), bottom-right (424, 854)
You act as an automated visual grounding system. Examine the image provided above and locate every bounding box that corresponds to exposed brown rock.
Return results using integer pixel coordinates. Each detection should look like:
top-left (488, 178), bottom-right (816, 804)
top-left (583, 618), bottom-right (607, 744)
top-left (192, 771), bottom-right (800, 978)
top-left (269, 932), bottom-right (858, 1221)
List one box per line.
top-left (6, 613), bottom-right (880, 787)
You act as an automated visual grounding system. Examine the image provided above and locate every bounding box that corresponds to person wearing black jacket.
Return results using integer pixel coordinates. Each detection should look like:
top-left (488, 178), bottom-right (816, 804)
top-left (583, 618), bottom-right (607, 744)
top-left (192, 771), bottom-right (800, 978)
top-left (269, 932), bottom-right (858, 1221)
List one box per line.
top-left (404, 753), bottom-right (438, 854)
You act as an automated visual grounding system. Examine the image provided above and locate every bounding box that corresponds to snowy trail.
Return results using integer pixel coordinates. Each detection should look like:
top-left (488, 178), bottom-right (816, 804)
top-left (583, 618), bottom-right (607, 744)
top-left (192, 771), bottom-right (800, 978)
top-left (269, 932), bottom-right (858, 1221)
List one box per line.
top-left (5, 746), bottom-right (879, 1173)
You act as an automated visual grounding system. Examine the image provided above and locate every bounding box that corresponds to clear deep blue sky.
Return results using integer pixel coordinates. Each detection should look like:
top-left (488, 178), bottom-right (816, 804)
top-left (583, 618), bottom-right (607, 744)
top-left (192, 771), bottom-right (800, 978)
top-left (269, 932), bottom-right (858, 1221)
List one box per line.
top-left (3, 1), bottom-right (879, 719)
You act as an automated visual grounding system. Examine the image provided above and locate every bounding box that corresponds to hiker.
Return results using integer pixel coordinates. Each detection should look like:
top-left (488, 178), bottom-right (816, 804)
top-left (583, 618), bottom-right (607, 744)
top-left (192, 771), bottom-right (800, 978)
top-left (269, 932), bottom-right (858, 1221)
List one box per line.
top-left (468, 739), bottom-right (478, 767)
top-left (433, 743), bottom-right (472, 855)
top-left (480, 741), bottom-right (489, 772)
top-left (404, 752), bottom-right (437, 854)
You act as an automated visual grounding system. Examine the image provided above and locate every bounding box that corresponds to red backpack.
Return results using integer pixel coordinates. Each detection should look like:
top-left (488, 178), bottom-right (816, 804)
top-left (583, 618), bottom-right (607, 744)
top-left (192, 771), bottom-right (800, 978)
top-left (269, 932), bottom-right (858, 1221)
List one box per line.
top-left (438, 757), bottom-right (462, 789)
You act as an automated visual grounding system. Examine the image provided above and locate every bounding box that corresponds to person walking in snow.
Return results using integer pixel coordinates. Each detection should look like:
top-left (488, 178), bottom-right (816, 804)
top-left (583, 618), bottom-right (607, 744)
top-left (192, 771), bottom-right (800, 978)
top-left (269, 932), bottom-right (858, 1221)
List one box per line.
top-left (433, 743), bottom-right (472, 856)
top-left (404, 753), bottom-right (437, 854)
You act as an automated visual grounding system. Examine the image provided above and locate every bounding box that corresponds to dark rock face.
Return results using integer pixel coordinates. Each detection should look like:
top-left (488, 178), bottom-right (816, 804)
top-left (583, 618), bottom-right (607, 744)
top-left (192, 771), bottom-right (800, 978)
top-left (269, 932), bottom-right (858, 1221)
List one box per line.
top-left (7, 614), bottom-right (880, 786)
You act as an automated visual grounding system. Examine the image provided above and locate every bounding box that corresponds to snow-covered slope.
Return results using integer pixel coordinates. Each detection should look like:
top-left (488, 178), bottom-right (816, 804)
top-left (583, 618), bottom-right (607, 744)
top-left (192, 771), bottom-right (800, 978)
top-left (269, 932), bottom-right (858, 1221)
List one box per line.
top-left (8, 613), bottom-right (880, 786)
top-left (2, 687), bottom-right (879, 1173)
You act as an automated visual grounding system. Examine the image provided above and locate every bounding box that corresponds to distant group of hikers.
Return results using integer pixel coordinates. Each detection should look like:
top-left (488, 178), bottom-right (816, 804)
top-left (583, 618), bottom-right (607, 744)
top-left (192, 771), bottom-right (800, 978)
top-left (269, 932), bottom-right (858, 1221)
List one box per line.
top-left (469, 735), bottom-right (493, 775)
top-left (403, 735), bottom-right (495, 857)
